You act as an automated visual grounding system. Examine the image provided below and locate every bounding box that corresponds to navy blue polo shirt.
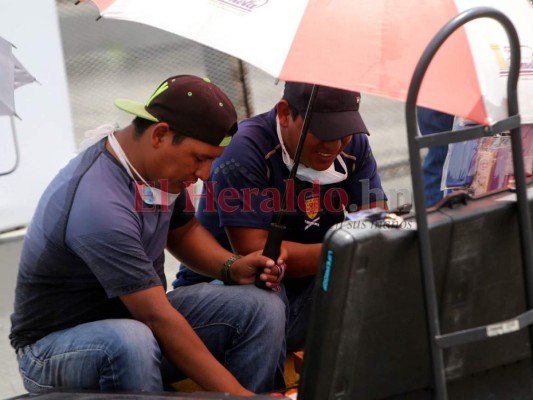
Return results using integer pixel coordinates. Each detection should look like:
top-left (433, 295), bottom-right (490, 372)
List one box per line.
top-left (175, 107), bottom-right (386, 287)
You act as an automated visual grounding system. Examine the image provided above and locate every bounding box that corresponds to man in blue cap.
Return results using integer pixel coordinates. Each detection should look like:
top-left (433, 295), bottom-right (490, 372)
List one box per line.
top-left (175, 81), bottom-right (388, 351)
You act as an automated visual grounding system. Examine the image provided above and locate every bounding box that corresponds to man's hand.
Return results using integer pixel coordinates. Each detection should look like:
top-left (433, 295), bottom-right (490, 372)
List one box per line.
top-left (230, 248), bottom-right (287, 289)
top-left (121, 286), bottom-right (254, 395)
top-left (167, 218), bottom-right (288, 288)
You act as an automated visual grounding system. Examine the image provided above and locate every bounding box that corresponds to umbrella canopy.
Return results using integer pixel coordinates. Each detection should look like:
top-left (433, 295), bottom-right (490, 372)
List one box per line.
top-left (0, 36), bottom-right (37, 117)
top-left (89, 0), bottom-right (533, 126)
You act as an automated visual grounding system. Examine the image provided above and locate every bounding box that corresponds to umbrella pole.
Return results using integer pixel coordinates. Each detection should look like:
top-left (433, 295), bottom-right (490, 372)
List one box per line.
top-left (255, 85), bottom-right (320, 289)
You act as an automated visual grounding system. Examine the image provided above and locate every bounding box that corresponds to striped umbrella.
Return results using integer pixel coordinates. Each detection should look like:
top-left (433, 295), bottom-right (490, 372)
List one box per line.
top-left (89, 0), bottom-right (533, 125)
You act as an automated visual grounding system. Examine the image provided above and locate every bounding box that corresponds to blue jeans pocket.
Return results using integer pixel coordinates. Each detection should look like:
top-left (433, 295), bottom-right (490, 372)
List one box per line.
top-left (19, 349), bottom-right (54, 393)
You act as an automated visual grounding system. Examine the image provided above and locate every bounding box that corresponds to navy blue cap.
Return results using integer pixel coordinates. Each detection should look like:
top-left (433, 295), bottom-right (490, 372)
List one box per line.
top-left (283, 82), bottom-right (368, 140)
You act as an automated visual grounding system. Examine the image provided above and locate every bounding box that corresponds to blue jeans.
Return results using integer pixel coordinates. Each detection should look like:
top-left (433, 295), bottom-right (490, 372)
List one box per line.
top-left (282, 277), bottom-right (315, 352)
top-left (16, 283), bottom-right (286, 394)
top-left (417, 107), bottom-right (455, 208)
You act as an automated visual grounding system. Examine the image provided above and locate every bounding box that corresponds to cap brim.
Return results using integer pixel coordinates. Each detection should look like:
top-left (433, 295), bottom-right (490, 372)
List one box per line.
top-left (308, 110), bottom-right (369, 141)
top-left (218, 136), bottom-right (232, 147)
top-left (114, 98), bottom-right (158, 122)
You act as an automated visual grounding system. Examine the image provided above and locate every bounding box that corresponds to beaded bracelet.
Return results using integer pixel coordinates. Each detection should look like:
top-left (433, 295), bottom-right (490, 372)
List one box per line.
top-left (221, 254), bottom-right (242, 285)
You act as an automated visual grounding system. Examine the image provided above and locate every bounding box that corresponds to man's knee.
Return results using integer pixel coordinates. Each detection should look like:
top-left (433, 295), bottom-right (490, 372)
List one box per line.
top-left (100, 319), bottom-right (161, 364)
top-left (97, 320), bottom-right (163, 390)
top-left (240, 288), bottom-right (287, 334)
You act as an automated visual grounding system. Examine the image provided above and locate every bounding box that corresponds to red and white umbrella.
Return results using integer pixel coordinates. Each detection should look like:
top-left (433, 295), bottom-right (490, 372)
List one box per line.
top-left (90, 0), bottom-right (532, 126)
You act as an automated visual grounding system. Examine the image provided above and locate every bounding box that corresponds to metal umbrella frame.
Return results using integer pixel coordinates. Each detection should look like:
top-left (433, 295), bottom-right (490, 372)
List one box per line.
top-left (0, 37), bottom-right (37, 176)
